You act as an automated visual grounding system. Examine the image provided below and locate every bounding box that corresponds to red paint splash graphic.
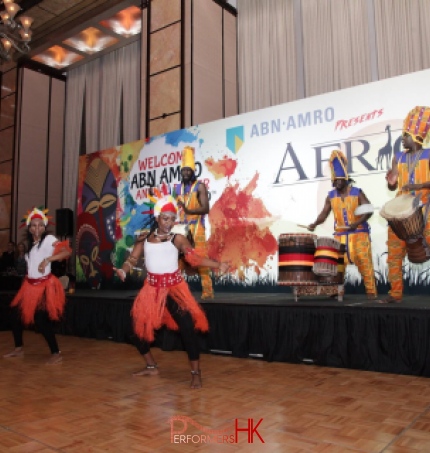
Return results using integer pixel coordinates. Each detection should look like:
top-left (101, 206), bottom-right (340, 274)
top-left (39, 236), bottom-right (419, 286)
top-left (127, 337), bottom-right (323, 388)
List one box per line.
top-left (205, 156), bottom-right (237, 179)
top-left (208, 173), bottom-right (278, 279)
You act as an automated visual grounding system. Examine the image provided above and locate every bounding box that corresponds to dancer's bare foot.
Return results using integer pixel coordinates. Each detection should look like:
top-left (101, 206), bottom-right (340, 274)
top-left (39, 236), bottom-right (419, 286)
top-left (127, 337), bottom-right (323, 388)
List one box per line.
top-left (132, 364), bottom-right (159, 376)
top-left (367, 294), bottom-right (378, 300)
top-left (377, 296), bottom-right (402, 304)
top-left (46, 352), bottom-right (62, 365)
top-left (3, 347), bottom-right (24, 358)
top-left (190, 370), bottom-right (202, 389)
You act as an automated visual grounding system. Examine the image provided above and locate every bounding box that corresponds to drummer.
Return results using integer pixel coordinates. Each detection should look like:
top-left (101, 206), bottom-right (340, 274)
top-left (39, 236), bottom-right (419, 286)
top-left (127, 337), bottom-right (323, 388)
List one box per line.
top-left (308, 150), bottom-right (377, 299)
top-left (382, 106), bottom-right (430, 303)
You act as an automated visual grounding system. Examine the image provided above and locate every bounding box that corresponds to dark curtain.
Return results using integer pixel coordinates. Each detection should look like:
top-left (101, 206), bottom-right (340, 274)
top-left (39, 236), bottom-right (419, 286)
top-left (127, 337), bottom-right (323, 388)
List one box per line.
top-left (2, 293), bottom-right (430, 377)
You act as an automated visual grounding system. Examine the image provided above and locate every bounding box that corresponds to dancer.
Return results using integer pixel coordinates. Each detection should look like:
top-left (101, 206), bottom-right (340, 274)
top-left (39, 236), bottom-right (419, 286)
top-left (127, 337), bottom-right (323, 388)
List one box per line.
top-left (309, 150), bottom-right (377, 299)
top-left (115, 195), bottom-right (228, 388)
top-left (3, 207), bottom-right (72, 364)
top-left (381, 106), bottom-right (430, 303)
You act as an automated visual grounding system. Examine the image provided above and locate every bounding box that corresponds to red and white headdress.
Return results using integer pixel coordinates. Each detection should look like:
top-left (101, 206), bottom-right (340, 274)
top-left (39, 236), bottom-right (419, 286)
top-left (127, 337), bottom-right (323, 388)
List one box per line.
top-left (141, 184), bottom-right (178, 219)
top-left (20, 207), bottom-right (51, 228)
top-left (153, 195), bottom-right (178, 218)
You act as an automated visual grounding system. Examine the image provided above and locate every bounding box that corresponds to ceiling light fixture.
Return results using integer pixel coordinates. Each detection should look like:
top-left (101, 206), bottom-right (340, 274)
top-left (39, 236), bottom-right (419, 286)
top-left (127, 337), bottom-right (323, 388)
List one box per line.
top-left (0, 0), bottom-right (33, 61)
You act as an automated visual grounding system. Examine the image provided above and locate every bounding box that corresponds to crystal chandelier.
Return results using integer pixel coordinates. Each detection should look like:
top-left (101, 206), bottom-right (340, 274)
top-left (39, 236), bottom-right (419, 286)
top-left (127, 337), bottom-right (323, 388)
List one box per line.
top-left (0, 0), bottom-right (33, 61)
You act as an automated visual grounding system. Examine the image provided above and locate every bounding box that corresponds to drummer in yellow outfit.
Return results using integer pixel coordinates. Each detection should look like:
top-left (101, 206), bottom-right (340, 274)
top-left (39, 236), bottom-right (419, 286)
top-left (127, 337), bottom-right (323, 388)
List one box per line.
top-left (308, 150), bottom-right (377, 299)
top-left (175, 147), bottom-right (214, 299)
top-left (382, 106), bottom-right (430, 303)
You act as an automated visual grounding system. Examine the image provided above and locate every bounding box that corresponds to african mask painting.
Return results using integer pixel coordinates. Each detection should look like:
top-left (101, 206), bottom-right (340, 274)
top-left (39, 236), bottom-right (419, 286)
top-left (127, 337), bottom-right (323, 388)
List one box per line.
top-left (77, 156), bottom-right (118, 288)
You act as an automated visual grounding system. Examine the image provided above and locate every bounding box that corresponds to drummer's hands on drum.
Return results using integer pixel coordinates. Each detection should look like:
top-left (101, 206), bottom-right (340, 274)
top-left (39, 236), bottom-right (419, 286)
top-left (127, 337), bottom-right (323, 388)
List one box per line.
top-left (308, 223), bottom-right (316, 232)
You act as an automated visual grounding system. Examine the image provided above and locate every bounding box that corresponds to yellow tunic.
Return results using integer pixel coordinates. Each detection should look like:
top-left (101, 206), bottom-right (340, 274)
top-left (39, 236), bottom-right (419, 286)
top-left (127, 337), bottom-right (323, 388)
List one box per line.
top-left (329, 186), bottom-right (377, 296)
top-left (176, 181), bottom-right (214, 299)
top-left (387, 149), bottom-right (430, 299)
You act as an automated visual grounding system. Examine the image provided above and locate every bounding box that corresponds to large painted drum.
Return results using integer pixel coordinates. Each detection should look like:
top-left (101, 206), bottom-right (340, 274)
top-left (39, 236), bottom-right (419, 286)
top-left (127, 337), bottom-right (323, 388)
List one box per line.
top-left (380, 194), bottom-right (429, 263)
top-left (318, 243), bottom-right (346, 285)
top-left (313, 237), bottom-right (341, 277)
top-left (278, 233), bottom-right (317, 285)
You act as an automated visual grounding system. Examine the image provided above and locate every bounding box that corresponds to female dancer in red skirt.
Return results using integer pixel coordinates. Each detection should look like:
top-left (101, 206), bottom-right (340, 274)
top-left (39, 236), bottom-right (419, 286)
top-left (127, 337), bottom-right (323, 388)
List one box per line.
top-left (3, 207), bottom-right (71, 364)
top-left (115, 195), bottom-right (228, 388)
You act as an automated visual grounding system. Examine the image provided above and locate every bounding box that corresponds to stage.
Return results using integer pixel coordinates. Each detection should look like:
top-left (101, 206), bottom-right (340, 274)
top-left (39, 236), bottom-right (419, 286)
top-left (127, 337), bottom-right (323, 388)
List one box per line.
top-left (1, 287), bottom-right (430, 378)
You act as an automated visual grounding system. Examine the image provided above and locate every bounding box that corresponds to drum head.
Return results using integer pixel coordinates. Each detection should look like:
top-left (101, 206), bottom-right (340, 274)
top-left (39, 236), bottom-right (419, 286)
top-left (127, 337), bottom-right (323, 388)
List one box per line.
top-left (380, 194), bottom-right (416, 219)
top-left (279, 233), bottom-right (316, 239)
top-left (354, 204), bottom-right (374, 216)
top-left (316, 236), bottom-right (341, 248)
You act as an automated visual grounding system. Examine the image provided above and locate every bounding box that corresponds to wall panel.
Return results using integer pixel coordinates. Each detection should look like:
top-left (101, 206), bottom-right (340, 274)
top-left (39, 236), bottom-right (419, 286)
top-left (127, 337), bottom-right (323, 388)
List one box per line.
top-left (13, 67), bottom-right (66, 241)
top-left (47, 78), bottom-right (66, 213)
top-left (193, 0), bottom-right (223, 124)
top-left (224, 10), bottom-right (238, 118)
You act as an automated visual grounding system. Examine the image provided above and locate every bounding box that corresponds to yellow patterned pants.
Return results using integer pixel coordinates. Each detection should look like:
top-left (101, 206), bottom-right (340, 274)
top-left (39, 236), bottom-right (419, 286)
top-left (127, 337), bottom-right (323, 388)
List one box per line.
top-left (191, 225), bottom-right (214, 299)
top-left (387, 222), bottom-right (430, 299)
top-left (335, 232), bottom-right (377, 296)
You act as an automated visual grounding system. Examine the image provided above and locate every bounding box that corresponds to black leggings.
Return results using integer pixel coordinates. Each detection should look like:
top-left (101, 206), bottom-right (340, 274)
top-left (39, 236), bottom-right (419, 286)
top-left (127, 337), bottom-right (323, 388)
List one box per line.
top-left (132, 297), bottom-right (200, 361)
top-left (10, 306), bottom-right (60, 354)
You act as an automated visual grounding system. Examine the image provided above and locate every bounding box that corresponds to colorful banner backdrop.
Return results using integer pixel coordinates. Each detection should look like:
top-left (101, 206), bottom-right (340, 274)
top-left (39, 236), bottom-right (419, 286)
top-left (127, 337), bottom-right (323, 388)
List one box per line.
top-left (76, 69), bottom-right (430, 290)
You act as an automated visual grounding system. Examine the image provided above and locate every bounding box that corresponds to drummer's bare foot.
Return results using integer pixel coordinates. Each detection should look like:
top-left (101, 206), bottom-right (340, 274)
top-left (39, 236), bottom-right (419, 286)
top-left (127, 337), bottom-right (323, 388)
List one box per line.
top-left (190, 370), bottom-right (202, 389)
top-left (132, 364), bottom-right (159, 376)
top-left (377, 296), bottom-right (402, 304)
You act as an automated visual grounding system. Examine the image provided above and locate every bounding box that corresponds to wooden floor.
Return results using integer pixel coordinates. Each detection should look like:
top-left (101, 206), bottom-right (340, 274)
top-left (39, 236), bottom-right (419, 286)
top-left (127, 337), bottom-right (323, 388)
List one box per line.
top-left (1, 332), bottom-right (430, 452)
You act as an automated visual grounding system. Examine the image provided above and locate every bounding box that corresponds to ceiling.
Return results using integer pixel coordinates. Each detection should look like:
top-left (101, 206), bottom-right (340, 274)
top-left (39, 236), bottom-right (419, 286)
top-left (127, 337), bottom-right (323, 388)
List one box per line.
top-left (3, 0), bottom-right (237, 72)
top-left (6, 0), bottom-right (143, 71)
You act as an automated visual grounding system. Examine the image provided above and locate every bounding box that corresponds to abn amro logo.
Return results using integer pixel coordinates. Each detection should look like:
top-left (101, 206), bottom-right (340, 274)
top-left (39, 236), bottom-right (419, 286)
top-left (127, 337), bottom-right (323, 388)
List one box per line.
top-left (226, 125), bottom-right (244, 154)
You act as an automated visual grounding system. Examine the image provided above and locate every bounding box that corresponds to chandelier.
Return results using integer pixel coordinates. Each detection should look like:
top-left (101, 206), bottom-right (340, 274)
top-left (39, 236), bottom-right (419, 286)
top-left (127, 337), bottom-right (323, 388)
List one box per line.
top-left (0, 0), bottom-right (33, 61)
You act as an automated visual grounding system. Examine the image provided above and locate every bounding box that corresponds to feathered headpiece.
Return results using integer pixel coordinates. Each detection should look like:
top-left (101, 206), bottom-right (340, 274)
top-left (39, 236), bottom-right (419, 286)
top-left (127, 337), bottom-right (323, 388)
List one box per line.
top-left (329, 150), bottom-right (348, 181)
top-left (181, 146), bottom-right (196, 171)
top-left (403, 106), bottom-right (430, 144)
top-left (20, 207), bottom-right (51, 228)
top-left (154, 195), bottom-right (178, 217)
top-left (141, 185), bottom-right (178, 219)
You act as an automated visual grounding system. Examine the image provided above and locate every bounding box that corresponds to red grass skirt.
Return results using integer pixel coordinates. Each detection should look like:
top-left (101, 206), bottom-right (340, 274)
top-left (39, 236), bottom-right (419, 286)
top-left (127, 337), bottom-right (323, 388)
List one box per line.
top-left (131, 279), bottom-right (209, 342)
top-left (11, 274), bottom-right (66, 325)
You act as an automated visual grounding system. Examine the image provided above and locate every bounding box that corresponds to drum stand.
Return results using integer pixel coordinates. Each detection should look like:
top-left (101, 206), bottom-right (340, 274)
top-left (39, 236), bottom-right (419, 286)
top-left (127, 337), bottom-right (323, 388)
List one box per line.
top-left (292, 283), bottom-right (344, 302)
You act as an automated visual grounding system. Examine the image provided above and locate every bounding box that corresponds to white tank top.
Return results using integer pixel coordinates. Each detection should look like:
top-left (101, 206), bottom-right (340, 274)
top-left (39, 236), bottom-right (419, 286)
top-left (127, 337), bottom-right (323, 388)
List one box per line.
top-left (27, 234), bottom-right (57, 279)
top-left (144, 238), bottom-right (178, 274)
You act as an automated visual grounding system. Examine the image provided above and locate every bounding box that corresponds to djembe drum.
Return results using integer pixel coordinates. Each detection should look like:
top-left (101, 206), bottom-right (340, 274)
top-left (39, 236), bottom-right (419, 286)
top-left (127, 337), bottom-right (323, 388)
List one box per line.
top-left (278, 233), bottom-right (317, 285)
top-left (318, 243), bottom-right (346, 285)
top-left (379, 194), bottom-right (430, 263)
top-left (313, 236), bottom-right (341, 277)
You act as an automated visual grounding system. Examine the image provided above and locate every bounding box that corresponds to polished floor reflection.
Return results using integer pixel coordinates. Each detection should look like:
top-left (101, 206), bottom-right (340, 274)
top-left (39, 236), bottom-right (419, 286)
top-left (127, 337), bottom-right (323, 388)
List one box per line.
top-left (1, 331), bottom-right (430, 452)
